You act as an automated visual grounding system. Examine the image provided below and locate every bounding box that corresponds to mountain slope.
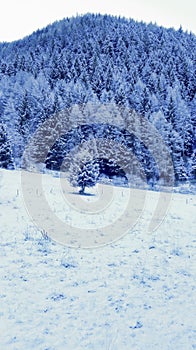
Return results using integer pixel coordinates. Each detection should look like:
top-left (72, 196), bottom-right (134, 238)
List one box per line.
top-left (0, 14), bottom-right (195, 183)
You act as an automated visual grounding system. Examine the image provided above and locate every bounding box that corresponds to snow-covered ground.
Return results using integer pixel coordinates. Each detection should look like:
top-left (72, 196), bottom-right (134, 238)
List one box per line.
top-left (0, 169), bottom-right (195, 350)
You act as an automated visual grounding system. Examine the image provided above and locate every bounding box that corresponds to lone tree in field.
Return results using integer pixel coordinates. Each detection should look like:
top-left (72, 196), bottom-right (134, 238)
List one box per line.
top-left (77, 160), bottom-right (100, 194)
top-left (68, 138), bottom-right (100, 194)
top-left (69, 157), bottom-right (100, 194)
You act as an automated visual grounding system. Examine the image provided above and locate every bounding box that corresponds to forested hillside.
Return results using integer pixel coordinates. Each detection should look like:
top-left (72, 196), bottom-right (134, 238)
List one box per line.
top-left (0, 14), bottom-right (195, 184)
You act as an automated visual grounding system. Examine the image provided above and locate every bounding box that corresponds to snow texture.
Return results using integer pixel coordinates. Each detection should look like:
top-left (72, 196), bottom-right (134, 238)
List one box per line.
top-left (0, 169), bottom-right (195, 349)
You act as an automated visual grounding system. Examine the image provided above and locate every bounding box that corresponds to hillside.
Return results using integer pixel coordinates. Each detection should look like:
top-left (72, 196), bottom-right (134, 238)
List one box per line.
top-left (0, 14), bottom-right (195, 185)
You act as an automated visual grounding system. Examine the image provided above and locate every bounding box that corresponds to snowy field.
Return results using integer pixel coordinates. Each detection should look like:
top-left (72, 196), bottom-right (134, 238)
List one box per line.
top-left (0, 169), bottom-right (195, 350)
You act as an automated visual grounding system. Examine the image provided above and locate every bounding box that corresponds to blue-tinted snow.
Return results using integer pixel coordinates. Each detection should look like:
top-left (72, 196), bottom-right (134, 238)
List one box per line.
top-left (0, 169), bottom-right (195, 349)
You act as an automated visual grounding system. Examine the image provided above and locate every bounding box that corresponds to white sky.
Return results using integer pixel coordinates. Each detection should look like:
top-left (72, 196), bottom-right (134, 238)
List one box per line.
top-left (0, 0), bottom-right (195, 42)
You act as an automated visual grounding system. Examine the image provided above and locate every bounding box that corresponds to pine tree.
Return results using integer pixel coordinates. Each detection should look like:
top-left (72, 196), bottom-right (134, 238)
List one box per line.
top-left (78, 160), bottom-right (100, 194)
top-left (16, 91), bottom-right (31, 137)
top-left (68, 138), bottom-right (100, 194)
top-left (0, 123), bottom-right (14, 169)
top-left (69, 157), bottom-right (100, 194)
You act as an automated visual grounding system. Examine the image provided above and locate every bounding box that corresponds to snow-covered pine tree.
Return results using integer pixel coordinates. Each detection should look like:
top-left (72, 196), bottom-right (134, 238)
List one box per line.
top-left (77, 160), bottom-right (100, 194)
top-left (0, 123), bottom-right (14, 169)
top-left (68, 138), bottom-right (100, 194)
top-left (69, 156), bottom-right (100, 194)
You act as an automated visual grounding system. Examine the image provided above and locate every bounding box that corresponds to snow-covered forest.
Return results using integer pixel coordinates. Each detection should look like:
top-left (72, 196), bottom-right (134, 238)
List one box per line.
top-left (0, 13), bottom-right (195, 185)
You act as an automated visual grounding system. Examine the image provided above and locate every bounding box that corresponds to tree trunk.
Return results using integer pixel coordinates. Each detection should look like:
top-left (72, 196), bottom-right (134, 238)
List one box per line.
top-left (79, 184), bottom-right (85, 194)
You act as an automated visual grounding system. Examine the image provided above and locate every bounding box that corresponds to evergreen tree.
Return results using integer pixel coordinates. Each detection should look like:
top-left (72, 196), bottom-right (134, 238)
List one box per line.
top-left (16, 91), bottom-right (32, 137)
top-left (0, 123), bottom-right (14, 169)
top-left (77, 160), bottom-right (100, 194)
top-left (68, 138), bottom-right (100, 194)
top-left (69, 154), bottom-right (100, 194)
